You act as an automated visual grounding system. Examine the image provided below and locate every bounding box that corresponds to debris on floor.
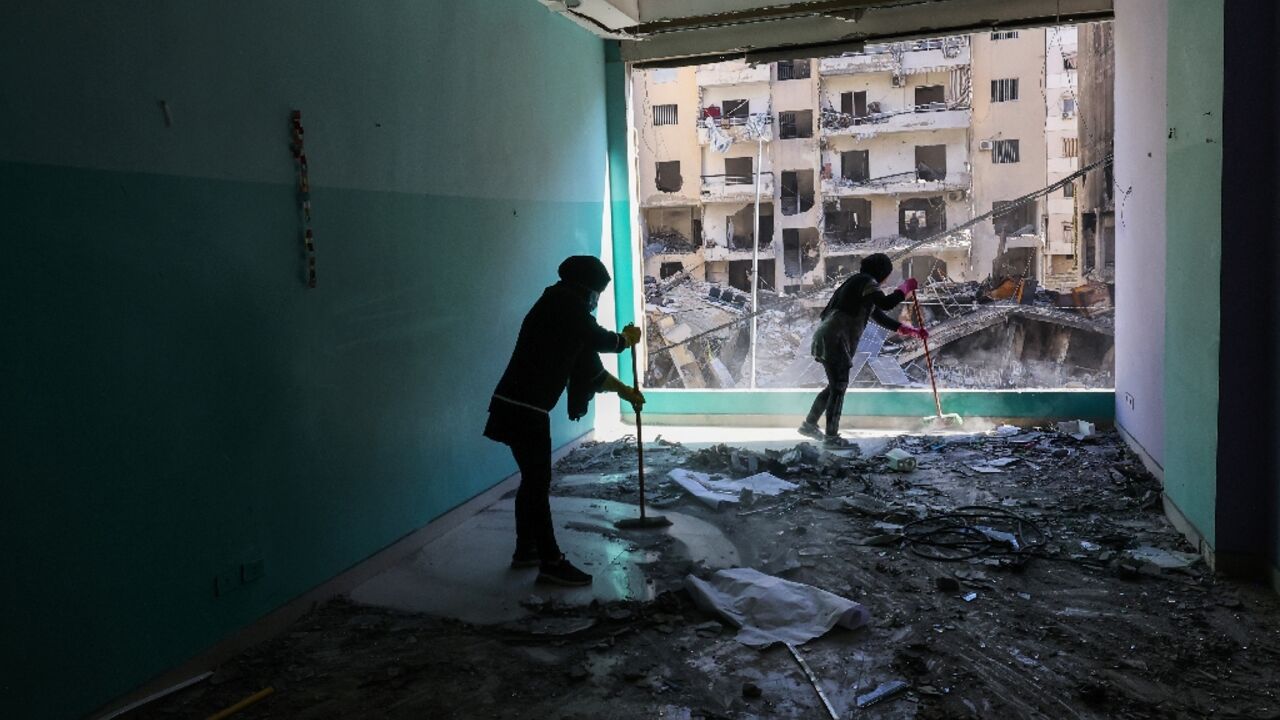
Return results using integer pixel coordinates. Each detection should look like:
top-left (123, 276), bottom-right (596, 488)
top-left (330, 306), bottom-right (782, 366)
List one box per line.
top-left (685, 567), bottom-right (871, 648)
top-left (137, 428), bottom-right (1280, 720)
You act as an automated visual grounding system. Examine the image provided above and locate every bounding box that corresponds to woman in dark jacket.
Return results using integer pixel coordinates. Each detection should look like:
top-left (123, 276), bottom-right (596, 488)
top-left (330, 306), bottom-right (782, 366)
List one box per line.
top-left (484, 255), bottom-right (643, 586)
top-left (799, 253), bottom-right (927, 447)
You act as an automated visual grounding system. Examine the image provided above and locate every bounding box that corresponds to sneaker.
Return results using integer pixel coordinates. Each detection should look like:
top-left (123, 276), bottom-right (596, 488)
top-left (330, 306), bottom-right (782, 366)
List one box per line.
top-left (823, 434), bottom-right (853, 449)
top-left (537, 555), bottom-right (593, 587)
top-left (797, 421), bottom-right (825, 442)
top-left (510, 547), bottom-right (540, 569)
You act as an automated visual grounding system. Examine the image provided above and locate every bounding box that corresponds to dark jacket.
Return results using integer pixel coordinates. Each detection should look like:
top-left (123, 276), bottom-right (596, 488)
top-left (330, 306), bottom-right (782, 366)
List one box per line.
top-left (810, 273), bottom-right (905, 369)
top-left (484, 282), bottom-right (628, 446)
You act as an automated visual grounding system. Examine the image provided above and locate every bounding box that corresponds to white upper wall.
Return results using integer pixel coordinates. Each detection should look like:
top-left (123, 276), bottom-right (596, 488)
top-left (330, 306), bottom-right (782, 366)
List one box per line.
top-left (1114, 1), bottom-right (1166, 468)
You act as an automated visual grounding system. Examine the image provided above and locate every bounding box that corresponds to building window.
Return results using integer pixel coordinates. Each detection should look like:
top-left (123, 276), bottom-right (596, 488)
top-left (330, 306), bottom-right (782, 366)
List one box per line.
top-left (900, 197), bottom-right (945, 238)
top-left (659, 261), bottom-right (684, 279)
top-left (1063, 52), bottom-right (1078, 70)
top-left (992, 200), bottom-right (1036, 236)
top-left (840, 90), bottom-right (868, 118)
top-left (1062, 136), bottom-right (1080, 158)
top-left (841, 150), bottom-right (869, 183)
top-left (722, 99), bottom-right (749, 121)
top-left (1063, 223), bottom-right (1074, 240)
top-left (776, 59), bottom-right (810, 80)
top-left (781, 170), bottom-right (815, 215)
top-left (991, 30), bottom-right (1019, 40)
top-left (778, 110), bottom-right (813, 139)
top-left (1061, 96), bottom-right (1077, 118)
top-left (915, 145), bottom-right (947, 181)
top-left (655, 161), bottom-right (682, 192)
top-left (653, 104), bottom-right (678, 126)
top-left (914, 85), bottom-right (945, 110)
top-left (991, 78), bottom-right (1019, 102)
top-left (724, 157), bottom-right (754, 185)
top-left (992, 139), bottom-right (1020, 164)
top-left (1064, 181), bottom-right (1075, 198)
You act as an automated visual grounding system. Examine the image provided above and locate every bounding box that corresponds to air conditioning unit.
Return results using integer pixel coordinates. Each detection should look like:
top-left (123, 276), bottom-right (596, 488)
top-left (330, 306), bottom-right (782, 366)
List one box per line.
top-left (891, 74), bottom-right (903, 87)
top-left (978, 139), bottom-right (994, 151)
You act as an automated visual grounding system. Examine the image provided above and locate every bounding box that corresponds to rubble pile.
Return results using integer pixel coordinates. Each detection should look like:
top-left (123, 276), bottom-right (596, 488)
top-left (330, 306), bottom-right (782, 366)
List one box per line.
top-left (142, 428), bottom-right (1280, 720)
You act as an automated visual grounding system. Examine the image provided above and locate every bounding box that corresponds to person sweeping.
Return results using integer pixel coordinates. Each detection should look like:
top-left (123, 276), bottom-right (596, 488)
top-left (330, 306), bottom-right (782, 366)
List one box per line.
top-left (484, 255), bottom-right (644, 586)
top-left (799, 253), bottom-right (928, 447)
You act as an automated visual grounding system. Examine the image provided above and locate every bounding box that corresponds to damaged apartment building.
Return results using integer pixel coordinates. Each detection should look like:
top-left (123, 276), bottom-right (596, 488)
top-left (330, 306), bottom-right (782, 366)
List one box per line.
top-left (637, 26), bottom-right (1118, 390)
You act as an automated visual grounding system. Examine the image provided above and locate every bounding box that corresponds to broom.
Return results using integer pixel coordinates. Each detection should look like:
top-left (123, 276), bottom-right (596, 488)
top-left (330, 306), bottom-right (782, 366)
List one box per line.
top-left (910, 290), bottom-right (963, 429)
top-left (615, 340), bottom-right (671, 530)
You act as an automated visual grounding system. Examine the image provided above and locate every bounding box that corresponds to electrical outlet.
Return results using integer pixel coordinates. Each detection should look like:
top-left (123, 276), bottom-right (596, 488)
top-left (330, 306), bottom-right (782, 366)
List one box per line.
top-left (241, 559), bottom-right (265, 584)
top-left (1124, 392), bottom-right (1135, 410)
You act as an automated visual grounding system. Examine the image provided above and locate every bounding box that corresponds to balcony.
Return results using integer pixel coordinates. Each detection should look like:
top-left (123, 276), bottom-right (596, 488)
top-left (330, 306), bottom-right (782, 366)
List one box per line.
top-left (822, 171), bottom-right (971, 197)
top-left (818, 36), bottom-right (970, 76)
top-left (701, 172), bottom-right (774, 203)
top-left (820, 106), bottom-right (970, 137)
top-left (696, 61), bottom-right (770, 86)
top-left (696, 113), bottom-right (773, 146)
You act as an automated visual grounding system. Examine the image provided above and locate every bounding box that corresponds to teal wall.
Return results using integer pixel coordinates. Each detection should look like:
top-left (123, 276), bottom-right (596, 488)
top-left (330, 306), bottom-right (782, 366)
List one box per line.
top-left (1163, 0), bottom-right (1224, 548)
top-left (0, 2), bottom-right (606, 718)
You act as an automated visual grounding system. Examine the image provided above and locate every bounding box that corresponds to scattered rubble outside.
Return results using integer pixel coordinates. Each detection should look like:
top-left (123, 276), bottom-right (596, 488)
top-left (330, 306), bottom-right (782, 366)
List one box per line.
top-left (137, 428), bottom-right (1280, 719)
top-left (645, 276), bottom-right (1115, 390)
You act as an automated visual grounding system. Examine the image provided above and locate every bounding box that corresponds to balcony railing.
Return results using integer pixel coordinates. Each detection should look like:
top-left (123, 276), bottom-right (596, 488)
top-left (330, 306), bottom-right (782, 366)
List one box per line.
top-left (818, 36), bottom-right (970, 76)
top-left (821, 171), bottom-right (971, 197)
top-left (695, 61), bottom-right (771, 86)
top-left (701, 172), bottom-right (774, 200)
top-left (696, 113), bottom-right (773, 145)
top-left (820, 105), bottom-right (969, 135)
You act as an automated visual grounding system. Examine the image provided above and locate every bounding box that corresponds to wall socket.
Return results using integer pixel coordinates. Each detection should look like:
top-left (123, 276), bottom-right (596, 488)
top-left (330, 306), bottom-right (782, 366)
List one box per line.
top-left (1124, 392), bottom-right (1136, 410)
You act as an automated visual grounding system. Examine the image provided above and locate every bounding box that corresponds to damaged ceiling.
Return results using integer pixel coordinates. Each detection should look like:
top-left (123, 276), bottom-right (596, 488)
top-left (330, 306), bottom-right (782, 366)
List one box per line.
top-left (541, 0), bottom-right (1113, 65)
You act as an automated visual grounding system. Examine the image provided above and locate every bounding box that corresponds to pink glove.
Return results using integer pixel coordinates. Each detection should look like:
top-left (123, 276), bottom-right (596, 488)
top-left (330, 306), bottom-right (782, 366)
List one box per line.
top-left (898, 324), bottom-right (929, 341)
top-left (897, 278), bottom-right (918, 295)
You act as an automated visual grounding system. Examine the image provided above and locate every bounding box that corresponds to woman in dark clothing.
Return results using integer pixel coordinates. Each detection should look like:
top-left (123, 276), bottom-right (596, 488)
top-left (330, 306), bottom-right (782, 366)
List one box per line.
top-left (799, 253), bottom-right (928, 447)
top-left (484, 255), bottom-right (643, 586)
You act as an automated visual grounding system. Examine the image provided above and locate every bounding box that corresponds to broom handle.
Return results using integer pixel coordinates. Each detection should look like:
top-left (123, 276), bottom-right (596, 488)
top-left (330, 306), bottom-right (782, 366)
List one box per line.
top-left (911, 293), bottom-right (944, 418)
top-left (630, 344), bottom-right (646, 520)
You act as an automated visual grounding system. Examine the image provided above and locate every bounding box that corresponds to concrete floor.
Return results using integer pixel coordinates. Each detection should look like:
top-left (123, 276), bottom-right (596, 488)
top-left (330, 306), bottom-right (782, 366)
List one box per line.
top-left (349, 496), bottom-right (740, 624)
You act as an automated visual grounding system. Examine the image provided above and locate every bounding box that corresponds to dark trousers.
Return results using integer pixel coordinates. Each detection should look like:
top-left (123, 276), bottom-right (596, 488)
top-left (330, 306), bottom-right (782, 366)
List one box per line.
top-left (509, 438), bottom-right (560, 561)
top-left (805, 362), bottom-right (851, 436)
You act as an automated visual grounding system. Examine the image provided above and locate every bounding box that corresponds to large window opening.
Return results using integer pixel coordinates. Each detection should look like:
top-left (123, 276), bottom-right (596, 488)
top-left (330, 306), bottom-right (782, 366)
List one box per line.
top-left (631, 23), bottom-right (1115, 390)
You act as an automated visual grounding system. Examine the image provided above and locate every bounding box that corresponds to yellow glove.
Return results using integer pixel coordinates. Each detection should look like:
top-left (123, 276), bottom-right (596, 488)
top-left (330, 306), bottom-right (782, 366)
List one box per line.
top-left (602, 373), bottom-right (645, 410)
top-left (621, 324), bottom-right (642, 348)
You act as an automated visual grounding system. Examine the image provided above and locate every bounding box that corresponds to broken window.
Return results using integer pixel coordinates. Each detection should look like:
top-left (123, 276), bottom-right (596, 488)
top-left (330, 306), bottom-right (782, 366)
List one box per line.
top-left (914, 85), bottom-right (945, 110)
top-left (899, 197), bottom-right (945, 239)
top-left (782, 228), bottom-right (820, 278)
top-left (727, 203), bottom-right (773, 251)
top-left (655, 161), bottom-right (682, 192)
top-left (644, 207), bottom-right (700, 253)
top-left (1062, 136), bottom-right (1080, 158)
top-left (778, 110), bottom-right (813, 139)
top-left (1063, 52), bottom-right (1078, 70)
top-left (991, 30), bottom-right (1019, 40)
top-left (722, 99), bottom-right (749, 121)
top-left (724, 157), bottom-right (754, 185)
top-left (840, 90), bottom-right (868, 118)
top-left (992, 139), bottom-right (1020, 164)
top-left (780, 170), bottom-right (815, 215)
top-left (823, 198), bottom-right (871, 244)
top-left (659, 261), bottom-right (684, 279)
top-left (653, 104), bottom-right (678, 126)
top-left (841, 150), bottom-right (869, 183)
top-left (915, 145), bottom-right (947, 181)
top-left (992, 200), bottom-right (1037, 236)
top-left (901, 255), bottom-right (949, 284)
top-left (991, 78), bottom-right (1019, 102)
top-left (776, 60), bottom-right (810, 80)
top-left (728, 258), bottom-right (775, 292)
